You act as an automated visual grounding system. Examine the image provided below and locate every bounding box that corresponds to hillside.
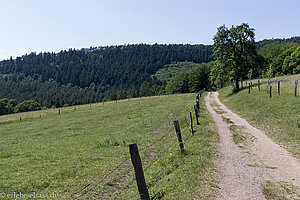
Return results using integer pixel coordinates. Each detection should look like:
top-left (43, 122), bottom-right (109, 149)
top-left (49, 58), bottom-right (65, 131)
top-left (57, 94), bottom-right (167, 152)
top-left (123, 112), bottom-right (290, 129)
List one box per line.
top-left (255, 36), bottom-right (300, 49)
top-left (0, 93), bottom-right (218, 199)
top-left (0, 36), bottom-right (299, 110)
top-left (0, 44), bottom-right (213, 107)
top-left (218, 74), bottom-right (300, 159)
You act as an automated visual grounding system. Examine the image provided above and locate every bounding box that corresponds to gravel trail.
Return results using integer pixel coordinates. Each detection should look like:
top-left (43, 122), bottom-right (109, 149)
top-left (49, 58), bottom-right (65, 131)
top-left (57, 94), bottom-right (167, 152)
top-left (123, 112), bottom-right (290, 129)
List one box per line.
top-left (205, 92), bottom-right (300, 200)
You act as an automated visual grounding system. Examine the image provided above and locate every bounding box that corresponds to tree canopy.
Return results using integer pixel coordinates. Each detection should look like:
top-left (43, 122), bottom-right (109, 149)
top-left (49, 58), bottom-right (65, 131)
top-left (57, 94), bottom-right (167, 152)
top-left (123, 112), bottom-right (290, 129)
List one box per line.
top-left (213, 23), bottom-right (260, 90)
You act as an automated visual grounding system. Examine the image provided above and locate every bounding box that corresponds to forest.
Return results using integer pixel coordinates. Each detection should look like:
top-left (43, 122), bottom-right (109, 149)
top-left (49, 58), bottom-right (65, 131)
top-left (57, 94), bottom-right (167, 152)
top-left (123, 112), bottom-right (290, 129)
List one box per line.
top-left (0, 36), bottom-right (299, 115)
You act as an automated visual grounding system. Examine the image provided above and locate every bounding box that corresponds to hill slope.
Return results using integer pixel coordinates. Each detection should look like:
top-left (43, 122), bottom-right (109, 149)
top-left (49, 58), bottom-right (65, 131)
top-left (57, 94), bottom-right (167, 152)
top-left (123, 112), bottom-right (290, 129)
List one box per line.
top-left (0, 93), bottom-right (218, 199)
top-left (0, 44), bottom-right (213, 107)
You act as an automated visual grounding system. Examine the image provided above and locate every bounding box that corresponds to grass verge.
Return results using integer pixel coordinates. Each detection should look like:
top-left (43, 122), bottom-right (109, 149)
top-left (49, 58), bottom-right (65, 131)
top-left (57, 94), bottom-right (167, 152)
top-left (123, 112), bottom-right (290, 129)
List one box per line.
top-left (261, 181), bottom-right (300, 200)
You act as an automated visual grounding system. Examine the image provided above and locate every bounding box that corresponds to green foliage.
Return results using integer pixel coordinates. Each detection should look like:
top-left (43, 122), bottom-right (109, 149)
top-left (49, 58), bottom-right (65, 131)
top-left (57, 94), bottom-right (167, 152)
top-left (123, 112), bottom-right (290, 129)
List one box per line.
top-left (188, 62), bottom-right (211, 92)
top-left (14, 100), bottom-right (41, 113)
top-left (282, 46), bottom-right (300, 74)
top-left (165, 72), bottom-right (190, 94)
top-left (213, 23), bottom-right (261, 90)
top-left (0, 98), bottom-right (18, 115)
top-left (258, 43), bottom-right (300, 77)
top-left (139, 81), bottom-right (151, 96)
top-left (153, 62), bottom-right (203, 83)
top-left (165, 62), bottom-right (211, 94)
top-left (0, 44), bottom-right (213, 108)
top-left (210, 61), bottom-right (230, 88)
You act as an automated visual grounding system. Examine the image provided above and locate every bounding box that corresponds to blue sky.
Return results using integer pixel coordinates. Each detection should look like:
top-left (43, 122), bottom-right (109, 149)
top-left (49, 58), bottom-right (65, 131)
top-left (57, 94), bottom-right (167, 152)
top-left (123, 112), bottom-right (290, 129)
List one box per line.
top-left (0, 0), bottom-right (299, 60)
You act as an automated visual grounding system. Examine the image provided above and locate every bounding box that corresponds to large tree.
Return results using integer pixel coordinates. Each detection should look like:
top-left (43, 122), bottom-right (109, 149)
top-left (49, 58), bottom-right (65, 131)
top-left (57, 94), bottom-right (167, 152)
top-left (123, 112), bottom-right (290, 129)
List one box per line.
top-left (213, 23), bottom-right (258, 90)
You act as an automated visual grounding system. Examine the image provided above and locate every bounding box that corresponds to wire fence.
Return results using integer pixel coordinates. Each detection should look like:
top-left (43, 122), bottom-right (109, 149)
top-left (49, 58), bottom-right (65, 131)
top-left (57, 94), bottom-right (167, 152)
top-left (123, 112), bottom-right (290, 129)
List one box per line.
top-left (70, 92), bottom-right (203, 200)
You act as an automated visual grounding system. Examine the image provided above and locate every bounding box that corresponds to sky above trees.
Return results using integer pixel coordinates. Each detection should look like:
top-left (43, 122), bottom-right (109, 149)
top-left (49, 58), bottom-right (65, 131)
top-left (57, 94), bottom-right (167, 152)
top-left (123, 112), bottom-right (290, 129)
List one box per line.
top-left (0, 0), bottom-right (299, 60)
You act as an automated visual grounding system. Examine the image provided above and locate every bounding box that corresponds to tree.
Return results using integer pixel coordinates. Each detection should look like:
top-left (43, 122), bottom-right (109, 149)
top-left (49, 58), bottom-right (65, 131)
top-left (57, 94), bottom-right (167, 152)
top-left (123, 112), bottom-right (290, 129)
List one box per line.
top-left (213, 23), bottom-right (259, 91)
top-left (165, 73), bottom-right (190, 94)
top-left (14, 100), bottom-right (41, 113)
top-left (282, 46), bottom-right (300, 74)
top-left (188, 63), bottom-right (211, 92)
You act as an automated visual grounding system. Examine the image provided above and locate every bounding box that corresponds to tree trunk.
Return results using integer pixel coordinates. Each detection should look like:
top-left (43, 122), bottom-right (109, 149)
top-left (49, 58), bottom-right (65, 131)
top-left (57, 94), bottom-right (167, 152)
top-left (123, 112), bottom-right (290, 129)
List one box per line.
top-left (235, 79), bottom-right (239, 91)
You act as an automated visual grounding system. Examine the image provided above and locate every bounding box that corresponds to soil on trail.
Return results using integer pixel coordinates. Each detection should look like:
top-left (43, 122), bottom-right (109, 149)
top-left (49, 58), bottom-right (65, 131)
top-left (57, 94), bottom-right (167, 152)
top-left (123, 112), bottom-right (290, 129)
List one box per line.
top-left (205, 92), bottom-right (300, 200)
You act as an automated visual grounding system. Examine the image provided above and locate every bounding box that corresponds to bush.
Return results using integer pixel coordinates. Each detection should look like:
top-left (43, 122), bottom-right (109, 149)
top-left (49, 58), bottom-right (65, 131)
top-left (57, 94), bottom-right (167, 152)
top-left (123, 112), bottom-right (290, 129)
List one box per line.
top-left (14, 100), bottom-right (41, 113)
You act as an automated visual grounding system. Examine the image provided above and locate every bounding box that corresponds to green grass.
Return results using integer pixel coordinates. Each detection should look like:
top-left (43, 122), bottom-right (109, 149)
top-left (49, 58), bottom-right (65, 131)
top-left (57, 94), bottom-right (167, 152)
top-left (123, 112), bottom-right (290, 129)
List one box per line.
top-left (247, 163), bottom-right (277, 169)
top-left (222, 116), bottom-right (233, 124)
top-left (219, 74), bottom-right (300, 159)
top-left (261, 181), bottom-right (300, 200)
top-left (229, 125), bottom-right (254, 149)
top-left (0, 94), bottom-right (218, 199)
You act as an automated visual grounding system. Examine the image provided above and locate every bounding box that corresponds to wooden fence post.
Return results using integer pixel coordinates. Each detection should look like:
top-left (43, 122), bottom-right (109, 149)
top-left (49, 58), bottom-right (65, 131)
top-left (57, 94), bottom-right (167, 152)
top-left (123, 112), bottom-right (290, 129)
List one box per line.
top-left (19, 116), bottom-right (22, 121)
top-left (270, 86), bottom-right (272, 98)
top-left (173, 120), bottom-right (184, 152)
top-left (246, 80), bottom-right (247, 89)
top-left (129, 144), bottom-right (150, 200)
top-left (189, 112), bottom-right (194, 135)
top-left (58, 109), bottom-right (60, 115)
top-left (258, 80), bottom-right (260, 91)
top-left (251, 82), bottom-right (253, 90)
top-left (194, 105), bottom-right (200, 125)
top-left (278, 81), bottom-right (280, 96)
top-left (295, 80), bottom-right (298, 97)
top-left (267, 80), bottom-right (269, 94)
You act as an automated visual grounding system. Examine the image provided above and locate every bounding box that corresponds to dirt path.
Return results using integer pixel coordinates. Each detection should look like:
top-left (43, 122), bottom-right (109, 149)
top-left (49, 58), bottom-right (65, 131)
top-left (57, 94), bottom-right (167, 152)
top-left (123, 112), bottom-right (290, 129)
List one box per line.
top-left (205, 92), bottom-right (300, 200)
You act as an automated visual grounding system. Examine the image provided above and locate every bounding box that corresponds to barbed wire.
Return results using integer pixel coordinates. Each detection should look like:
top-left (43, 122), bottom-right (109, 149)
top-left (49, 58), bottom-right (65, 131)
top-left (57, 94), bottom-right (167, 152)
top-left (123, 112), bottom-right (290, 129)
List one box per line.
top-left (72, 156), bottom-right (131, 199)
top-left (71, 104), bottom-right (195, 199)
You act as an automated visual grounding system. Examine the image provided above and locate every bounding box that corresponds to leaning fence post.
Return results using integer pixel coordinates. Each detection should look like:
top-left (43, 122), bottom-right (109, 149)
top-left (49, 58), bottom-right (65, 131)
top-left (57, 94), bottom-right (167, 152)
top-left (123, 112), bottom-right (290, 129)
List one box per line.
top-left (194, 105), bottom-right (200, 125)
top-left (295, 80), bottom-right (298, 97)
top-left (173, 120), bottom-right (184, 152)
top-left (270, 86), bottom-right (272, 98)
top-left (129, 144), bottom-right (150, 200)
top-left (189, 112), bottom-right (194, 135)
top-left (278, 81), bottom-right (280, 96)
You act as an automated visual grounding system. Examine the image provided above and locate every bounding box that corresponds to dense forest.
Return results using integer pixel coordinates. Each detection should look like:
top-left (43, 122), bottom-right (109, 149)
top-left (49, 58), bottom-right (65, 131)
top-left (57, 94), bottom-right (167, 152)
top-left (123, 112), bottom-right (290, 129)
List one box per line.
top-left (0, 44), bottom-right (213, 112)
top-left (0, 36), bottom-right (299, 115)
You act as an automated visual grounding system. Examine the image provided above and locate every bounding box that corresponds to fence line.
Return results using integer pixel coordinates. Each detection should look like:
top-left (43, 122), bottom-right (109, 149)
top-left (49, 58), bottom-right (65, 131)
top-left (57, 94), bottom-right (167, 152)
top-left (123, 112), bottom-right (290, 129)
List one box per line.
top-left (71, 92), bottom-right (204, 199)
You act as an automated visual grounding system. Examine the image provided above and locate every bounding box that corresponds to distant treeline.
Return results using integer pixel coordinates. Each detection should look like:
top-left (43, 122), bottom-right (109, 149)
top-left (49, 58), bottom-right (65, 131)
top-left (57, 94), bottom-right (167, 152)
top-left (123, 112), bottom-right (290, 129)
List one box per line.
top-left (0, 37), bottom-right (299, 110)
top-left (0, 44), bottom-right (213, 107)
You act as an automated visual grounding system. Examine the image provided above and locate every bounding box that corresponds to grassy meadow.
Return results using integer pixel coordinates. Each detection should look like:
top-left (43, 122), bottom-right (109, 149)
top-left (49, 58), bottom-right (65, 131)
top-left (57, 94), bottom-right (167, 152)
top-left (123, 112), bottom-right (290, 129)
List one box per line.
top-left (0, 94), bottom-right (218, 199)
top-left (218, 74), bottom-right (300, 159)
